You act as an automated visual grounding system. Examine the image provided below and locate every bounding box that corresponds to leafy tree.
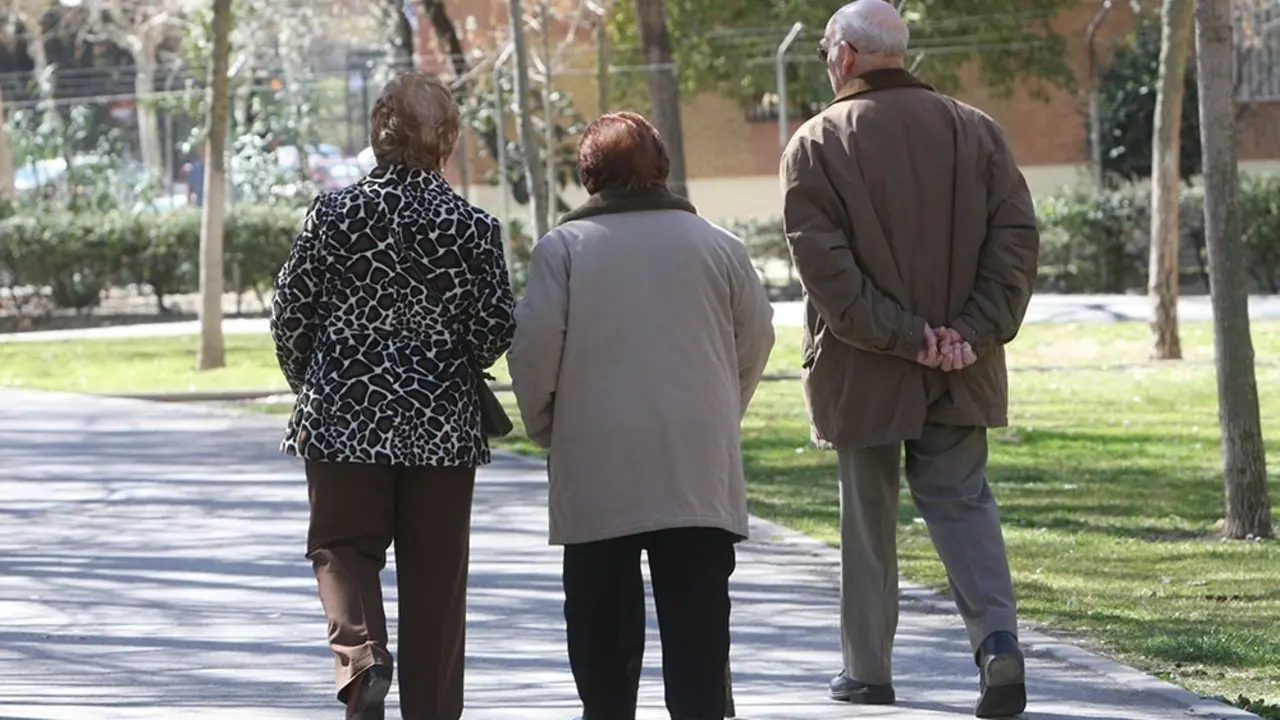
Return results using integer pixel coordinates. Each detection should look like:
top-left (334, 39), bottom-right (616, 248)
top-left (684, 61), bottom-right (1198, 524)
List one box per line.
top-left (460, 74), bottom-right (587, 213)
top-left (605, 0), bottom-right (1079, 118)
top-left (1095, 9), bottom-right (1201, 183)
top-left (165, 0), bottom-right (325, 202)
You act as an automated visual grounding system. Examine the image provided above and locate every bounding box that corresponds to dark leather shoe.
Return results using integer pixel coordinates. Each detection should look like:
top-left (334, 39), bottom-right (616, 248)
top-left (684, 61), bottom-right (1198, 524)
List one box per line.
top-left (345, 665), bottom-right (392, 720)
top-left (974, 631), bottom-right (1026, 718)
top-left (829, 670), bottom-right (895, 704)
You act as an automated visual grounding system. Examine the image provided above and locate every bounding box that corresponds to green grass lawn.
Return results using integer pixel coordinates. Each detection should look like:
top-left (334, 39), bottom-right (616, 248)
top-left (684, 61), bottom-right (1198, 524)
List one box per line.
top-left (3, 321), bottom-right (1280, 711)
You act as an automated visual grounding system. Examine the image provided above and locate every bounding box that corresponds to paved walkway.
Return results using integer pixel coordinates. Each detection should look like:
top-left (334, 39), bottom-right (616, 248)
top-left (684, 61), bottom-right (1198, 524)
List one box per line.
top-left (0, 390), bottom-right (1260, 719)
top-left (3, 294), bottom-right (1279, 343)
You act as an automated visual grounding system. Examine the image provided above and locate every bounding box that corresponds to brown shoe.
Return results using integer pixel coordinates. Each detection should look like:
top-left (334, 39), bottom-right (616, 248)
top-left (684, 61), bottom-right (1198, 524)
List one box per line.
top-left (345, 665), bottom-right (392, 720)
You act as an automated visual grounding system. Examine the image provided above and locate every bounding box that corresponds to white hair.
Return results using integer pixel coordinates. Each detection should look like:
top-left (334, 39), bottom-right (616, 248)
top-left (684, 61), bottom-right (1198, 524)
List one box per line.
top-left (825, 0), bottom-right (910, 56)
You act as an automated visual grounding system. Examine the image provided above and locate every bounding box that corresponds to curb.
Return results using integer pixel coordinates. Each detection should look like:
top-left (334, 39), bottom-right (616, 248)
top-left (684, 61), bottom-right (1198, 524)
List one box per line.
top-left (745, 514), bottom-right (1262, 720)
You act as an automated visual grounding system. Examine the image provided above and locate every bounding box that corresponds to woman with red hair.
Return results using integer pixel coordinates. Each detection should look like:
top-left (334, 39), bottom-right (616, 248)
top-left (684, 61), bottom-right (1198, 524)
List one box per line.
top-left (509, 112), bottom-right (775, 719)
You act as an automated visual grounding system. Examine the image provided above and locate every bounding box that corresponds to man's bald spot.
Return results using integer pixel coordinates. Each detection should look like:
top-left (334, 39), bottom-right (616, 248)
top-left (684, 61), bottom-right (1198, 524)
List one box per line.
top-left (826, 0), bottom-right (909, 55)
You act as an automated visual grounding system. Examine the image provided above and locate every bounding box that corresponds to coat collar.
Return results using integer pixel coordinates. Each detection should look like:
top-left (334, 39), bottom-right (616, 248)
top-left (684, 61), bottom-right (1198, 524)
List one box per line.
top-left (830, 68), bottom-right (934, 106)
top-left (558, 186), bottom-right (698, 225)
top-left (362, 164), bottom-right (446, 192)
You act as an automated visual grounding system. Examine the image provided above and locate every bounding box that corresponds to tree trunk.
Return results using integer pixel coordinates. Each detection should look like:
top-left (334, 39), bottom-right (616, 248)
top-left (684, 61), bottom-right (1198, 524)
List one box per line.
top-left (508, 0), bottom-right (549, 239)
top-left (389, 0), bottom-right (416, 72)
top-left (1194, 0), bottom-right (1272, 539)
top-left (26, 26), bottom-right (51, 98)
top-left (24, 22), bottom-right (60, 132)
top-left (541, 0), bottom-right (557, 231)
top-left (420, 0), bottom-right (469, 80)
top-left (632, 0), bottom-right (687, 198)
top-left (0, 86), bottom-right (14, 198)
top-left (1148, 0), bottom-right (1194, 361)
top-left (596, 21), bottom-right (610, 114)
top-left (134, 40), bottom-right (165, 181)
top-left (199, 0), bottom-right (235, 371)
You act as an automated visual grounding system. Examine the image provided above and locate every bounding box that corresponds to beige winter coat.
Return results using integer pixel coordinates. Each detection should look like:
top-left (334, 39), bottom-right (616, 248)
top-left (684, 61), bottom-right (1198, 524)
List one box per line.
top-left (509, 189), bottom-right (775, 546)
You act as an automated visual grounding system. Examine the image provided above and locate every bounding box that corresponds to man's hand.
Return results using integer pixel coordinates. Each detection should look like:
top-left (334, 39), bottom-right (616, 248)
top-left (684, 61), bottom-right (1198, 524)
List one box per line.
top-left (937, 327), bottom-right (977, 372)
top-left (916, 324), bottom-right (943, 368)
top-left (919, 326), bottom-right (977, 372)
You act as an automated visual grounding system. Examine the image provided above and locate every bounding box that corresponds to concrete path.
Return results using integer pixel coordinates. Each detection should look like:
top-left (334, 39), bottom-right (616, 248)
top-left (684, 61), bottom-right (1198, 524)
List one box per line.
top-left (3, 294), bottom-right (1279, 343)
top-left (0, 390), bottom-right (1259, 719)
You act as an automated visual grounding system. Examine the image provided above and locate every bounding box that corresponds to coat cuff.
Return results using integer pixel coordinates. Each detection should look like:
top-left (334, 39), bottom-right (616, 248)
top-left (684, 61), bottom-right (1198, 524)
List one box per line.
top-left (893, 314), bottom-right (927, 361)
top-left (950, 317), bottom-right (986, 355)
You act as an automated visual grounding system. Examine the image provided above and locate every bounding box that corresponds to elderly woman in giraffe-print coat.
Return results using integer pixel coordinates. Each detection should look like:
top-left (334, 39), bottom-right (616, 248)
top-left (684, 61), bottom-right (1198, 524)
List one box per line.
top-left (269, 71), bottom-right (515, 720)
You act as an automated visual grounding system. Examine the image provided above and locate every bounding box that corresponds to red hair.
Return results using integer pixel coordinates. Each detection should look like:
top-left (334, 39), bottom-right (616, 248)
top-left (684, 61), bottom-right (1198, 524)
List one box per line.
top-left (577, 112), bottom-right (670, 194)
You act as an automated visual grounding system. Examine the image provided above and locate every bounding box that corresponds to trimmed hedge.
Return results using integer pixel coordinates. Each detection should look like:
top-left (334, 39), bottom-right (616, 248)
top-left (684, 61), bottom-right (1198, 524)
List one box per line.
top-left (1037, 176), bottom-right (1280, 294)
top-left (0, 205), bottom-right (304, 314)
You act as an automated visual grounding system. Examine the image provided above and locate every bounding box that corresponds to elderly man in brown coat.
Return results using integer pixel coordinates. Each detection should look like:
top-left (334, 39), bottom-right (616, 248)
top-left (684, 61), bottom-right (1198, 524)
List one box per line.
top-left (780, 1), bottom-right (1039, 717)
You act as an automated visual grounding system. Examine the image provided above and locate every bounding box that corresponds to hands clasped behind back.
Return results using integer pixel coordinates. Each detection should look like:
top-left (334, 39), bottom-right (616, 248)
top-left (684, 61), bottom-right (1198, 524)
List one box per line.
top-left (915, 325), bottom-right (977, 372)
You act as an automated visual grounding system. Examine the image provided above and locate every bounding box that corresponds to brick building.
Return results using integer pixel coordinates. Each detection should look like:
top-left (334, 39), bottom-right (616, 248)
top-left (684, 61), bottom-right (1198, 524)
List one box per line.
top-left (418, 0), bottom-right (1280, 225)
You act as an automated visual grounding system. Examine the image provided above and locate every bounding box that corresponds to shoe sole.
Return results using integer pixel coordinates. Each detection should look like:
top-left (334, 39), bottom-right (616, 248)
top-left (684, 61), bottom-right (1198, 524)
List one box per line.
top-left (830, 687), bottom-right (896, 705)
top-left (976, 654), bottom-right (1026, 718)
top-left (350, 671), bottom-right (391, 720)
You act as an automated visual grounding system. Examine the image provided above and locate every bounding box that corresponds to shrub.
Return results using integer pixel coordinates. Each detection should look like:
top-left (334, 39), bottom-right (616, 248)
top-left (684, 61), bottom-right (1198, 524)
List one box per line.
top-left (1037, 176), bottom-right (1279, 294)
top-left (111, 209), bottom-right (203, 313)
top-left (1240, 174), bottom-right (1280, 293)
top-left (728, 217), bottom-right (796, 294)
top-left (1036, 184), bottom-right (1151, 293)
top-left (226, 204), bottom-right (306, 305)
top-left (0, 204), bottom-right (304, 315)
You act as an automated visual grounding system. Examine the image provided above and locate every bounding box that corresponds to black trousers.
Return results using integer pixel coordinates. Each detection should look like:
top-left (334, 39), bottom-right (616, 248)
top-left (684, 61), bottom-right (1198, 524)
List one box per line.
top-left (562, 527), bottom-right (737, 720)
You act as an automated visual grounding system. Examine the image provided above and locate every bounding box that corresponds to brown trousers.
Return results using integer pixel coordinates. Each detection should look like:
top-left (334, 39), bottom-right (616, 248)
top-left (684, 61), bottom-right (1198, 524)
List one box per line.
top-left (305, 460), bottom-right (476, 720)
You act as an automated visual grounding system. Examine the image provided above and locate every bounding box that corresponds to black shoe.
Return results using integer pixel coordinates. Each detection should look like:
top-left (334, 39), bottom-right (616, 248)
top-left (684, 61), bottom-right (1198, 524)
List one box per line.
top-left (974, 631), bottom-right (1026, 718)
top-left (829, 670), bottom-right (895, 704)
top-left (345, 665), bottom-right (392, 720)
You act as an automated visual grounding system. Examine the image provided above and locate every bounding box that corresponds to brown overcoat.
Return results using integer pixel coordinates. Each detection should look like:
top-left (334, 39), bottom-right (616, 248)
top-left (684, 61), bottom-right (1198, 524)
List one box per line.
top-left (780, 68), bottom-right (1040, 450)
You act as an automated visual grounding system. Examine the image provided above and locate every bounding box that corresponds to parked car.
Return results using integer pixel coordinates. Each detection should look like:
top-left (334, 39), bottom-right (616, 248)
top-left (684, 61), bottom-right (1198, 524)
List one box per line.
top-left (14, 155), bottom-right (146, 203)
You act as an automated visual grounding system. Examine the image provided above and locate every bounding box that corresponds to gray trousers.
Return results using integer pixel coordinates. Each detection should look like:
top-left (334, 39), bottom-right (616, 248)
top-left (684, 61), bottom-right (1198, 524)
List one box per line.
top-left (838, 423), bottom-right (1017, 685)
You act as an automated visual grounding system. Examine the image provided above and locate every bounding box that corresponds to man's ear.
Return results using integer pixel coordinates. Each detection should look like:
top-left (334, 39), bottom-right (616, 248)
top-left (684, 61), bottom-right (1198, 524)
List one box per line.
top-left (841, 47), bottom-right (857, 76)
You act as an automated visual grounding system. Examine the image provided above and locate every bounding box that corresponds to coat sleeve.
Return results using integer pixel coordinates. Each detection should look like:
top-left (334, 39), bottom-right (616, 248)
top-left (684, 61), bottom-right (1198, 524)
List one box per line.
top-left (948, 126), bottom-right (1040, 356)
top-left (270, 197), bottom-right (329, 395)
top-left (509, 233), bottom-right (569, 449)
top-left (730, 239), bottom-right (775, 417)
top-left (781, 134), bottom-right (928, 361)
top-left (463, 215), bottom-right (516, 370)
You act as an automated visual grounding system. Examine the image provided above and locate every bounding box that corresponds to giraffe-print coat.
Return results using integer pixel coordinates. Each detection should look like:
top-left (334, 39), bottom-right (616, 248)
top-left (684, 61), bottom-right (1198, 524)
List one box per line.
top-left (270, 165), bottom-right (516, 467)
